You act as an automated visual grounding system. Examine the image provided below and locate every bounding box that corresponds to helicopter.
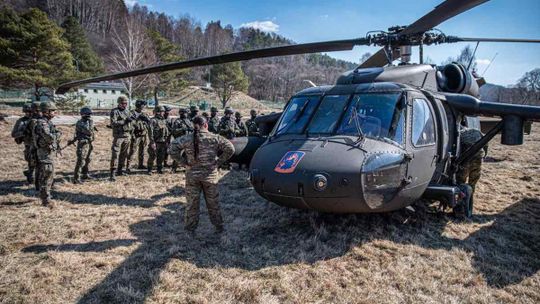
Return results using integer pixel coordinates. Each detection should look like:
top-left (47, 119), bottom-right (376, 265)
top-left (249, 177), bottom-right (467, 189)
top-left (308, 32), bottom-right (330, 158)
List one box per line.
top-left (57, 0), bottom-right (540, 216)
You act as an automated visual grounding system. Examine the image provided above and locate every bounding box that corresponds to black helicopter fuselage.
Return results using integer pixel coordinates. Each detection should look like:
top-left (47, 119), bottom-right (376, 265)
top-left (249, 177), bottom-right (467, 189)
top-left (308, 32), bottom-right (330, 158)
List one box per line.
top-left (240, 64), bottom-right (540, 213)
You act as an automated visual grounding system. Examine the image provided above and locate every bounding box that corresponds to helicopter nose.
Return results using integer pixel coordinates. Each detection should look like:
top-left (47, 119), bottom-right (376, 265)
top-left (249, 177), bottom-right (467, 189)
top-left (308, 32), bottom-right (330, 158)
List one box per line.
top-left (250, 138), bottom-right (409, 213)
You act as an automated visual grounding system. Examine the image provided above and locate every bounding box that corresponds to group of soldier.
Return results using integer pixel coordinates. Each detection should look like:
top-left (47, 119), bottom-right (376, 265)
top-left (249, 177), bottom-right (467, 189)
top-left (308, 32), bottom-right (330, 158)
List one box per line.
top-left (11, 96), bottom-right (259, 233)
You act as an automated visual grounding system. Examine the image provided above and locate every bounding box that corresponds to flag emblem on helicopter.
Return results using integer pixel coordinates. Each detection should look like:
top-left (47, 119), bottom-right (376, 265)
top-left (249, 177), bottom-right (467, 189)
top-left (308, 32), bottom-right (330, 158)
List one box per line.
top-left (274, 151), bottom-right (305, 174)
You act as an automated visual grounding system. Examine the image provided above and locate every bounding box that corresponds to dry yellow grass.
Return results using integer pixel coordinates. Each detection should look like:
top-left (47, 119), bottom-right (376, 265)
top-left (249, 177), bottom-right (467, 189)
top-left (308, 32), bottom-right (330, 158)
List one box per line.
top-left (0, 116), bottom-right (539, 304)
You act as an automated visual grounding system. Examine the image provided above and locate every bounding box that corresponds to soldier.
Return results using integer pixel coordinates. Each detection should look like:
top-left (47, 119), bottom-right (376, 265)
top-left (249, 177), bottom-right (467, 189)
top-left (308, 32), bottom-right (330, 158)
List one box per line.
top-left (163, 105), bottom-right (173, 168)
top-left (147, 106), bottom-right (170, 174)
top-left (218, 107), bottom-right (238, 139)
top-left (246, 109), bottom-right (260, 136)
top-left (33, 102), bottom-right (61, 208)
top-left (109, 96), bottom-right (133, 181)
top-left (170, 108), bottom-right (194, 172)
top-left (27, 102), bottom-right (42, 190)
top-left (457, 125), bottom-right (488, 196)
top-left (127, 100), bottom-right (150, 172)
top-left (169, 115), bottom-right (235, 233)
top-left (11, 104), bottom-right (34, 183)
top-left (234, 111), bottom-right (249, 137)
top-left (202, 111), bottom-right (209, 120)
top-left (208, 107), bottom-right (220, 134)
top-left (72, 107), bottom-right (97, 184)
top-left (189, 105), bottom-right (199, 120)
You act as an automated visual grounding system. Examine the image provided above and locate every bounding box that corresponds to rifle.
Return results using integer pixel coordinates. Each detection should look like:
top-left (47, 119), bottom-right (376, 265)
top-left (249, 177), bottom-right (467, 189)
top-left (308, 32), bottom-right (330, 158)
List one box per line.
top-left (60, 138), bottom-right (77, 151)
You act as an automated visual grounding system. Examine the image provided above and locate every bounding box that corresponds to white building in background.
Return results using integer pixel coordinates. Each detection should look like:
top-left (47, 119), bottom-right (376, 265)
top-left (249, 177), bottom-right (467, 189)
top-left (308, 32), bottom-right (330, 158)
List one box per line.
top-left (77, 82), bottom-right (127, 108)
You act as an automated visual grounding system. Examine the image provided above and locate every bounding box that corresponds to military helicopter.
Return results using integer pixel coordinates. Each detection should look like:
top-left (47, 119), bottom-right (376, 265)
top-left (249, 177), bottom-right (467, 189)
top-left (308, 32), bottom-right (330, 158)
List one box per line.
top-left (57, 0), bottom-right (540, 216)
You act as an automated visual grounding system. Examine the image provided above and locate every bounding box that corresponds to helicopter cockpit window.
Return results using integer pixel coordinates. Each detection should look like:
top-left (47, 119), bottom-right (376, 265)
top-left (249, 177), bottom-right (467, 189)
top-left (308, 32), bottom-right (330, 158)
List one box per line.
top-left (336, 93), bottom-right (405, 145)
top-left (306, 95), bottom-right (350, 134)
top-left (276, 96), bottom-right (320, 134)
top-left (412, 98), bottom-right (436, 146)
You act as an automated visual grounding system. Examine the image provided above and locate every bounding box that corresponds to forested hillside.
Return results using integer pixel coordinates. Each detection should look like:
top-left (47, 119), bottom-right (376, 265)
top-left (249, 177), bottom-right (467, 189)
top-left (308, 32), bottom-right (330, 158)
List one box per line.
top-left (2, 0), bottom-right (357, 103)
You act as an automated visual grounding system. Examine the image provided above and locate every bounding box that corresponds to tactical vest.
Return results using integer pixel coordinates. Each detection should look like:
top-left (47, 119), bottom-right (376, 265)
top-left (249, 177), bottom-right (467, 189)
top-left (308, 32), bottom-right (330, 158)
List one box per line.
top-left (151, 117), bottom-right (170, 143)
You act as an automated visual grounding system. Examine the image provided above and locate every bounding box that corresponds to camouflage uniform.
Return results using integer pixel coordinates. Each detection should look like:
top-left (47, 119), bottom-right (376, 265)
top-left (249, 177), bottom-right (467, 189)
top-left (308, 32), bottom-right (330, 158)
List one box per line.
top-left (147, 107), bottom-right (170, 173)
top-left (457, 127), bottom-right (487, 194)
top-left (73, 111), bottom-right (96, 182)
top-left (189, 105), bottom-right (199, 121)
top-left (170, 110), bottom-right (193, 171)
top-left (110, 102), bottom-right (133, 179)
top-left (33, 103), bottom-right (61, 206)
top-left (235, 112), bottom-right (249, 137)
top-left (11, 105), bottom-right (34, 183)
top-left (127, 109), bottom-right (150, 170)
top-left (208, 107), bottom-right (220, 134)
top-left (218, 111), bottom-right (238, 139)
top-left (246, 110), bottom-right (260, 136)
top-left (163, 105), bottom-right (173, 167)
top-left (27, 103), bottom-right (42, 190)
top-left (169, 129), bottom-right (235, 232)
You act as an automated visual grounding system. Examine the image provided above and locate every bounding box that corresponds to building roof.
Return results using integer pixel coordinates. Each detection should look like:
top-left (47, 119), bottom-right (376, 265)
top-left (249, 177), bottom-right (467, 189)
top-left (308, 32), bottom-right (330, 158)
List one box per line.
top-left (82, 82), bottom-right (126, 90)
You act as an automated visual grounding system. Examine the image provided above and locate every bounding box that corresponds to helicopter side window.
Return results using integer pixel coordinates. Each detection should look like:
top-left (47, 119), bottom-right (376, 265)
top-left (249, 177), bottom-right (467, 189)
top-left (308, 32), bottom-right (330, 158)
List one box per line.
top-left (276, 96), bottom-right (320, 135)
top-left (412, 98), bottom-right (436, 146)
top-left (307, 95), bottom-right (350, 134)
top-left (336, 93), bottom-right (404, 144)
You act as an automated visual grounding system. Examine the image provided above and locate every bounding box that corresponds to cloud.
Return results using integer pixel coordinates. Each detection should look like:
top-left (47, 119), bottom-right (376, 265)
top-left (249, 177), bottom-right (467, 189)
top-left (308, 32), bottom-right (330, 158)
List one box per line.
top-left (320, 14), bottom-right (329, 19)
top-left (125, 0), bottom-right (138, 7)
top-left (475, 59), bottom-right (491, 65)
top-left (240, 21), bottom-right (279, 33)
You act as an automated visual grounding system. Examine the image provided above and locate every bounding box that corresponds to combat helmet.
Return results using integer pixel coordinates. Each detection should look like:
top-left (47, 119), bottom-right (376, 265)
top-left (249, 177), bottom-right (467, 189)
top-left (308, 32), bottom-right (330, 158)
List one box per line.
top-left (250, 109), bottom-right (258, 116)
top-left (163, 105), bottom-right (172, 112)
top-left (179, 108), bottom-right (188, 114)
top-left (135, 100), bottom-right (147, 108)
top-left (80, 106), bottom-right (92, 116)
top-left (189, 105), bottom-right (199, 112)
top-left (224, 107), bottom-right (234, 115)
top-left (31, 102), bottom-right (41, 112)
top-left (22, 103), bottom-right (32, 113)
top-left (210, 106), bottom-right (218, 113)
top-left (154, 105), bottom-right (165, 113)
top-left (235, 111), bottom-right (242, 118)
top-left (40, 101), bottom-right (57, 112)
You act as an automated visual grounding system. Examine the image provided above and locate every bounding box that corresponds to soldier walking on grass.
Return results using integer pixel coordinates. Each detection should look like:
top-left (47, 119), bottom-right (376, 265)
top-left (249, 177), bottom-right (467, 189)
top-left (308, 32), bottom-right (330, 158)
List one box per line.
top-left (109, 96), bottom-right (133, 181)
top-left (32, 102), bottom-right (61, 208)
top-left (11, 104), bottom-right (34, 184)
top-left (147, 106), bottom-right (170, 174)
top-left (72, 107), bottom-right (97, 184)
top-left (127, 100), bottom-right (150, 172)
top-left (169, 115), bottom-right (235, 233)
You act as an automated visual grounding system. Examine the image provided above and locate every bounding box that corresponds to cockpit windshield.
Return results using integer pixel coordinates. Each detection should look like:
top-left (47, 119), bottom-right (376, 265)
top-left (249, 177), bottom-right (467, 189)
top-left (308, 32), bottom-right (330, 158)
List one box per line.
top-left (275, 93), bottom-right (405, 145)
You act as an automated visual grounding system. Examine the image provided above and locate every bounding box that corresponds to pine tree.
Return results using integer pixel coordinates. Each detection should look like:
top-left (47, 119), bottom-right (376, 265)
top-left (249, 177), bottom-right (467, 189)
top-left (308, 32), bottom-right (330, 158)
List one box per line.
top-left (0, 8), bottom-right (76, 100)
top-left (209, 62), bottom-right (249, 108)
top-left (61, 16), bottom-right (103, 77)
top-left (147, 29), bottom-right (188, 105)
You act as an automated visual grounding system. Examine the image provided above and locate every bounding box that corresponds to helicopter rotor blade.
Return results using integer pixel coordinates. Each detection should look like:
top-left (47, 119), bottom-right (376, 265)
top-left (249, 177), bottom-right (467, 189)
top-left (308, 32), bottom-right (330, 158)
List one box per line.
top-left (400, 0), bottom-right (489, 36)
top-left (56, 38), bottom-right (369, 94)
top-left (357, 48), bottom-right (391, 68)
top-left (446, 37), bottom-right (540, 44)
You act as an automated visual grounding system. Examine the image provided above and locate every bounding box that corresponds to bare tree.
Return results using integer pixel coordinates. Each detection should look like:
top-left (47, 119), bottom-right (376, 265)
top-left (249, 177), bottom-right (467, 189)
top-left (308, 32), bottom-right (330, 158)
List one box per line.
top-left (109, 16), bottom-right (155, 105)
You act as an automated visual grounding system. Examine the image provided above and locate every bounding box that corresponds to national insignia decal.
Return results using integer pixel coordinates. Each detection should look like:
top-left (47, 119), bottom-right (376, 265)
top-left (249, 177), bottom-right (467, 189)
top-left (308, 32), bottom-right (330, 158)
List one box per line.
top-left (274, 151), bottom-right (306, 174)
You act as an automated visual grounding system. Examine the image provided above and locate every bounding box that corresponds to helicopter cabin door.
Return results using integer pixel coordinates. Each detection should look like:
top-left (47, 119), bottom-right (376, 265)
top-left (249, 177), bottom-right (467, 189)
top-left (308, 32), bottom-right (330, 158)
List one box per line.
top-left (405, 94), bottom-right (438, 193)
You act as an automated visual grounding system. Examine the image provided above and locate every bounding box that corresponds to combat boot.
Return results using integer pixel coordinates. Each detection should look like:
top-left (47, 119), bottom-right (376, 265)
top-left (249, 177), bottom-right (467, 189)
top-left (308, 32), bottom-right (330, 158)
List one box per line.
top-left (42, 199), bottom-right (55, 209)
top-left (117, 169), bottom-right (125, 176)
top-left (157, 167), bottom-right (164, 174)
top-left (81, 173), bottom-right (93, 180)
top-left (73, 177), bottom-right (82, 184)
top-left (109, 169), bottom-right (116, 182)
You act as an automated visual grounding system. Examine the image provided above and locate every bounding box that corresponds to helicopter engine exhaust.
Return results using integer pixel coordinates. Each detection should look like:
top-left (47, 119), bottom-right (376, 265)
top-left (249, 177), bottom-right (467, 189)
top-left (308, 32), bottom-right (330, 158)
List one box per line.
top-left (437, 63), bottom-right (479, 96)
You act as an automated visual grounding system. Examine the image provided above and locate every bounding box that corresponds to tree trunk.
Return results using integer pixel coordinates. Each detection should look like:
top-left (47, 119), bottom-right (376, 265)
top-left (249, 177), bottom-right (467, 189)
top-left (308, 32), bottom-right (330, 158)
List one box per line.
top-left (154, 87), bottom-right (159, 106)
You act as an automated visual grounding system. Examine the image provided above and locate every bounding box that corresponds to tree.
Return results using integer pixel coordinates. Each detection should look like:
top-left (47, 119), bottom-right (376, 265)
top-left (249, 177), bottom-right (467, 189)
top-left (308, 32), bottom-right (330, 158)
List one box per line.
top-left (146, 29), bottom-right (188, 105)
top-left (109, 16), bottom-right (155, 104)
top-left (443, 45), bottom-right (477, 70)
top-left (0, 7), bottom-right (76, 100)
top-left (208, 62), bottom-right (249, 108)
top-left (61, 16), bottom-right (103, 76)
top-left (517, 68), bottom-right (540, 92)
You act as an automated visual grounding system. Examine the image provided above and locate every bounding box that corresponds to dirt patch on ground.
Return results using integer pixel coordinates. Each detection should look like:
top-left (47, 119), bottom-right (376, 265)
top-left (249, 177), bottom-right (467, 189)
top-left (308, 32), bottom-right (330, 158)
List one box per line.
top-left (0, 121), bottom-right (538, 303)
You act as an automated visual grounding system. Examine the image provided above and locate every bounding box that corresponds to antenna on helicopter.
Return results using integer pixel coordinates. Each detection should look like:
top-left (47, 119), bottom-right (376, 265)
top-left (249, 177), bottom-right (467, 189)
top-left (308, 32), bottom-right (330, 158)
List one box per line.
top-left (481, 52), bottom-right (498, 76)
top-left (467, 41), bottom-right (480, 70)
top-left (303, 80), bottom-right (317, 87)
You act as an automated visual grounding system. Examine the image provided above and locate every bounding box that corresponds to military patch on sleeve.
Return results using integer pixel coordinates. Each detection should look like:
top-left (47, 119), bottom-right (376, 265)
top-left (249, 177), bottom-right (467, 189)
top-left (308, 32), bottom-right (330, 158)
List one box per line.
top-left (274, 151), bottom-right (305, 174)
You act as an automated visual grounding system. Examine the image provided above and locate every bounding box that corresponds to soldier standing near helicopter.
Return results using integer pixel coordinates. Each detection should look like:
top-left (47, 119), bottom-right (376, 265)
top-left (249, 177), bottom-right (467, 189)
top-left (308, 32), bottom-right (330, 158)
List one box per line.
top-left (170, 108), bottom-right (193, 172)
top-left (234, 112), bottom-right (249, 137)
top-left (245, 109), bottom-right (260, 136)
top-left (208, 107), bottom-right (220, 134)
top-left (127, 100), bottom-right (150, 172)
top-left (109, 96), bottom-right (133, 181)
top-left (457, 125), bottom-right (488, 196)
top-left (11, 104), bottom-right (34, 184)
top-left (33, 102), bottom-right (61, 208)
top-left (169, 115), bottom-right (235, 233)
top-left (147, 106), bottom-right (170, 174)
top-left (218, 107), bottom-right (238, 139)
top-left (72, 107), bottom-right (97, 184)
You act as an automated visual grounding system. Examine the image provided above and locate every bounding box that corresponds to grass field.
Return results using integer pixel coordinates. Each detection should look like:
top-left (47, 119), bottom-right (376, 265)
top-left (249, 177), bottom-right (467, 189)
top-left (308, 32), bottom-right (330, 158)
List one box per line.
top-left (0, 116), bottom-right (539, 304)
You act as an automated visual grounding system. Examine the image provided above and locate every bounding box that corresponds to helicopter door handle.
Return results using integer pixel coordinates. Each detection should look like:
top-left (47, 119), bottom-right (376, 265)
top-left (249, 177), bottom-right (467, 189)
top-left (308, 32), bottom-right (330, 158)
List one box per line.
top-left (404, 153), bottom-right (413, 162)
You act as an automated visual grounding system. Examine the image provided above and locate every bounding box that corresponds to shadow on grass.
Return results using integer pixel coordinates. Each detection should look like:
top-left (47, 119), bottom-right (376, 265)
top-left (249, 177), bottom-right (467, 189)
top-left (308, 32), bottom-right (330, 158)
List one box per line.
top-left (19, 170), bottom-right (540, 303)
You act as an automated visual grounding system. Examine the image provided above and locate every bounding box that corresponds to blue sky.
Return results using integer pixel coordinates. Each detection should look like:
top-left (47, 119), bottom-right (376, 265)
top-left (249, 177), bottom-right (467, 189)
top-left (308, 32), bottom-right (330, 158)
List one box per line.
top-left (128, 0), bottom-right (540, 86)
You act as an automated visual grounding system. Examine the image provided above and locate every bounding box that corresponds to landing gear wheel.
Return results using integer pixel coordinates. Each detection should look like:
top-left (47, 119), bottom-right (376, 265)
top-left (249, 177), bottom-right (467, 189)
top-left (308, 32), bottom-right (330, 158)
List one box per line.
top-left (453, 184), bottom-right (473, 218)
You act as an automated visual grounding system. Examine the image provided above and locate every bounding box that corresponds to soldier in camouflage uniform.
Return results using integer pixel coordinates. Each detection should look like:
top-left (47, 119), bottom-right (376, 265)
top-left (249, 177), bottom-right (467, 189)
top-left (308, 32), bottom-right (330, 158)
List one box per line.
top-left (245, 109), bottom-right (260, 136)
top-left (456, 126), bottom-right (488, 195)
top-left (170, 108), bottom-right (194, 172)
top-left (147, 106), bottom-right (170, 174)
top-left (234, 111), bottom-right (249, 137)
top-left (33, 102), bottom-right (61, 208)
top-left (127, 100), bottom-right (150, 171)
top-left (189, 105), bottom-right (199, 121)
top-left (27, 102), bottom-right (42, 190)
top-left (11, 104), bottom-right (34, 183)
top-left (218, 107), bottom-right (238, 139)
top-left (208, 107), bottom-right (220, 134)
top-left (73, 107), bottom-right (97, 184)
top-left (109, 96), bottom-right (133, 181)
top-left (169, 115), bottom-right (235, 233)
top-left (163, 105), bottom-right (173, 168)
